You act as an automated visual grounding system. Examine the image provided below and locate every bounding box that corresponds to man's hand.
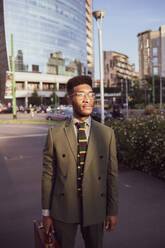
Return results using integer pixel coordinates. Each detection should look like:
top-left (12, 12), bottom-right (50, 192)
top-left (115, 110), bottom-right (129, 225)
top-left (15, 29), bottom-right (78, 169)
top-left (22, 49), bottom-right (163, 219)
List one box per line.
top-left (105, 216), bottom-right (118, 232)
top-left (42, 216), bottom-right (54, 235)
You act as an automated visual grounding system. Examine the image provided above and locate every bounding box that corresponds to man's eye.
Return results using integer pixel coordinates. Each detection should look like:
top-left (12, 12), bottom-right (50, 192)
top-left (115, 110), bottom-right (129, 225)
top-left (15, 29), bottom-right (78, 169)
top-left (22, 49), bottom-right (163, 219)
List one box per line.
top-left (89, 92), bottom-right (95, 97)
top-left (77, 93), bottom-right (84, 97)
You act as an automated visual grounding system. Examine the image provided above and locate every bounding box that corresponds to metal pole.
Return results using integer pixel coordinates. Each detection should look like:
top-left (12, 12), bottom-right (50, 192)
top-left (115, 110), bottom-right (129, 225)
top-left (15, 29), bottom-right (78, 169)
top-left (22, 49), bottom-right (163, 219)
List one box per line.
top-left (125, 78), bottom-right (129, 118)
top-left (11, 33), bottom-right (17, 119)
top-left (160, 73), bottom-right (162, 110)
top-left (54, 84), bottom-right (59, 107)
top-left (152, 65), bottom-right (155, 105)
top-left (97, 19), bottom-right (104, 124)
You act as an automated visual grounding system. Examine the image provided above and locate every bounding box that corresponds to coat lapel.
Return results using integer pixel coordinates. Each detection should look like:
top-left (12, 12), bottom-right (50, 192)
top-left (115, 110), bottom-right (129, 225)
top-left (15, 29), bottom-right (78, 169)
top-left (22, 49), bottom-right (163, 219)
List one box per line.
top-left (64, 119), bottom-right (77, 162)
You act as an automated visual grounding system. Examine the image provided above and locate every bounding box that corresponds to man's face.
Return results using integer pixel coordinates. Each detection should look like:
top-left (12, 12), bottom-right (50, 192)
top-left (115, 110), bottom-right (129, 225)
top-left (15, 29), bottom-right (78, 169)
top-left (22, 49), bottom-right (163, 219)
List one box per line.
top-left (68, 84), bottom-right (95, 120)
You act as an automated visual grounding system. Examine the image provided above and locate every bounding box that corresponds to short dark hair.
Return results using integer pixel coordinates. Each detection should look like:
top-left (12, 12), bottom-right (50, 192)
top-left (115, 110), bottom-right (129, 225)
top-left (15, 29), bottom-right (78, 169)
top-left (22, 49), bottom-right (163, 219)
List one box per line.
top-left (67, 75), bottom-right (93, 95)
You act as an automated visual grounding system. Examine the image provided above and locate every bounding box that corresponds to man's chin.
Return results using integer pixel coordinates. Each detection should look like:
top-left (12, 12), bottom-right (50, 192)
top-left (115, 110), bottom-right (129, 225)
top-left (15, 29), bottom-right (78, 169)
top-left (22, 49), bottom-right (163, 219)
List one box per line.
top-left (82, 109), bottom-right (93, 116)
top-left (74, 111), bottom-right (92, 118)
top-left (79, 112), bottom-right (91, 117)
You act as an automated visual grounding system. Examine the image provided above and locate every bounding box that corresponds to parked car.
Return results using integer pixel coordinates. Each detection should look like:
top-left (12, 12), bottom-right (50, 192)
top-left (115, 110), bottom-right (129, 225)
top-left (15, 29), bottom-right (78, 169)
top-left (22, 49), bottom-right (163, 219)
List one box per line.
top-left (46, 108), bottom-right (73, 121)
top-left (91, 107), bottom-right (112, 122)
top-left (0, 106), bottom-right (12, 113)
top-left (0, 103), bottom-right (7, 113)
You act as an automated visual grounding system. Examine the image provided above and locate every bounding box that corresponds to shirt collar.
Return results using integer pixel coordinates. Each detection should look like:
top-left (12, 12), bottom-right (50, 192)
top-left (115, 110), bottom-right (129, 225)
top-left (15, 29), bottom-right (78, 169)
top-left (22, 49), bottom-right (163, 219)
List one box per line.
top-left (72, 116), bottom-right (91, 127)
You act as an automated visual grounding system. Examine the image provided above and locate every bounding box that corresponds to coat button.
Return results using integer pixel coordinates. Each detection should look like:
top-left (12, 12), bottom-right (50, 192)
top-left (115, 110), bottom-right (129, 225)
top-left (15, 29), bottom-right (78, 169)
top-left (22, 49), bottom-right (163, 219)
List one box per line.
top-left (100, 155), bottom-right (103, 159)
top-left (100, 193), bottom-right (104, 197)
top-left (98, 176), bottom-right (101, 180)
top-left (61, 193), bottom-right (64, 196)
top-left (62, 154), bottom-right (66, 157)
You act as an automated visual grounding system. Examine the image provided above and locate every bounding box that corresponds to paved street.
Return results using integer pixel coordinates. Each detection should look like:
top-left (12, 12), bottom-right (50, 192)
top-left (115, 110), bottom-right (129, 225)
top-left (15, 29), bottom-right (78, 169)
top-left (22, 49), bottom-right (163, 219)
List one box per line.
top-left (0, 123), bottom-right (165, 248)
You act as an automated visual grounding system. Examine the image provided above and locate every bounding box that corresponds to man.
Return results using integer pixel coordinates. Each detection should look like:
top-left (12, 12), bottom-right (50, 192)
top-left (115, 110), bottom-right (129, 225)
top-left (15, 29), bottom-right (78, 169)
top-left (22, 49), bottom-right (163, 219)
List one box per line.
top-left (41, 75), bottom-right (118, 248)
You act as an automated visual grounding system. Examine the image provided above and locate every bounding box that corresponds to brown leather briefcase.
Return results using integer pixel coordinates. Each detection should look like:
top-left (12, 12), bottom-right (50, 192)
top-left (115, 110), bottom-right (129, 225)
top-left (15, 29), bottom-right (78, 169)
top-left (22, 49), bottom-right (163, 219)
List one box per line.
top-left (33, 220), bottom-right (60, 248)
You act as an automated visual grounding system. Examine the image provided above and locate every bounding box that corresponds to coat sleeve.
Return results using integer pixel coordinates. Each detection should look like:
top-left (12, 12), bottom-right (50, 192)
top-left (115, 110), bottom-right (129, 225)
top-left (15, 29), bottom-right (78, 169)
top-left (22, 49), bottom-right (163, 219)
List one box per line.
top-left (106, 129), bottom-right (118, 216)
top-left (41, 128), bottom-right (56, 210)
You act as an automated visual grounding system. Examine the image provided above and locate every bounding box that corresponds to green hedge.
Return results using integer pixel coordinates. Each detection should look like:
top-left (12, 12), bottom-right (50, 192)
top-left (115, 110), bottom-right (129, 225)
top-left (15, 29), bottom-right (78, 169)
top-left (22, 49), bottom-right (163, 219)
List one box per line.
top-left (106, 116), bottom-right (165, 180)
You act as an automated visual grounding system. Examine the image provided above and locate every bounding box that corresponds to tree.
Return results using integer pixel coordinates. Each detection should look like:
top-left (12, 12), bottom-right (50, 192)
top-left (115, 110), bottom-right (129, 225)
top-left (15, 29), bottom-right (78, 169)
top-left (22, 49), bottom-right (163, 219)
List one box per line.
top-left (28, 90), bottom-right (41, 106)
top-left (129, 79), bottom-right (152, 106)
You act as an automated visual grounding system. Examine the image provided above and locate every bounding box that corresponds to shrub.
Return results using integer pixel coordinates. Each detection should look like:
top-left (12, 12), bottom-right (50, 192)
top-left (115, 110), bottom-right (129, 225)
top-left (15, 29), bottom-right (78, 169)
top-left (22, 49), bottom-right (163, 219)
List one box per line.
top-left (134, 103), bottom-right (146, 109)
top-left (144, 104), bottom-right (156, 115)
top-left (106, 115), bottom-right (165, 180)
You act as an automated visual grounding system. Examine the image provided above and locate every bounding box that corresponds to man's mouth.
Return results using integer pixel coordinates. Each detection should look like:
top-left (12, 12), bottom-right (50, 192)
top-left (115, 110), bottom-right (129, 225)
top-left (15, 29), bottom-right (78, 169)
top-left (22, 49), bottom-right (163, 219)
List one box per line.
top-left (83, 105), bottom-right (92, 109)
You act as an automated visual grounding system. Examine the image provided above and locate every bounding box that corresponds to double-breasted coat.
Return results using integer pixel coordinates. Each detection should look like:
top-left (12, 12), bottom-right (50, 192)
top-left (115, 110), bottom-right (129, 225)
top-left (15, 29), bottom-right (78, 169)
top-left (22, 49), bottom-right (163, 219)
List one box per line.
top-left (41, 118), bottom-right (118, 226)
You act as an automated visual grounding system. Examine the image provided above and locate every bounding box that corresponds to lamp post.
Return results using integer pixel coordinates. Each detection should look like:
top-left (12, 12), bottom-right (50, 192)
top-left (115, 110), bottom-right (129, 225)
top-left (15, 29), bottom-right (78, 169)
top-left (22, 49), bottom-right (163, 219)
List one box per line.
top-left (152, 66), bottom-right (155, 105)
top-left (11, 33), bottom-right (17, 119)
top-left (93, 10), bottom-right (105, 124)
top-left (125, 78), bottom-right (129, 119)
top-left (160, 72), bottom-right (162, 110)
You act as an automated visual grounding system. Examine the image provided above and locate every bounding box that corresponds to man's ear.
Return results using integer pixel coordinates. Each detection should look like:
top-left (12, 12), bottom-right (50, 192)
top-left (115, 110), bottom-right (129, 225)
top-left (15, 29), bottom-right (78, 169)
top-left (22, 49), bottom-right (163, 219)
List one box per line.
top-left (67, 95), bottom-right (72, 105)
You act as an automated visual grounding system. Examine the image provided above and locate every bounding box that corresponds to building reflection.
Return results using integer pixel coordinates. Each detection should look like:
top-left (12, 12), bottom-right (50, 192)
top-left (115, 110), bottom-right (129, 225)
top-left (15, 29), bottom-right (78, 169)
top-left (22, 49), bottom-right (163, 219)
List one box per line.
top-left (0, 0), bottom-right (94, 106)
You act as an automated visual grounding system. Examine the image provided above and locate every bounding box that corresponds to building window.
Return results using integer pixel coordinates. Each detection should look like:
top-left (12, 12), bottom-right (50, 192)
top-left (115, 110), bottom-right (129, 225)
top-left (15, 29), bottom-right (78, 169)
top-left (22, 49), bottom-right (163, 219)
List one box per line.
top-left (153, 67), bottom-right (158, 75)
top-left (153, 57), bottom-right (158, 66)
top-left (120, 58), bottom-right (125, 63)
top-left (28, 82), bottom-right (39, 90)
top-left (153, 47), bottom-right (157, 57)
top-left (157, 38), bottom-right (160, 46)
top-left (43, 83), bottom-right (55, 90)
top-left (16, 82), bottom-right (25, 90)
top-left (50, 84), bottom-right (55, 90)
top-left (106, 64), bottom-right (109, 72)
top-left (146, 39), bottom-right (149, 48)
top-left (59, 84), bottom-right (66, 90)
top-left (43, 83), bottom-right (49, 90)
top-left (110, 60), bottom-right (113, 68)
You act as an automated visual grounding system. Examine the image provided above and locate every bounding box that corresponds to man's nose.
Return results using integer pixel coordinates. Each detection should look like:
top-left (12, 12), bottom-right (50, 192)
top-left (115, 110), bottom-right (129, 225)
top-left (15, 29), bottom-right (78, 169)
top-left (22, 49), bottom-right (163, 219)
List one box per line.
top-left (83, 94), bottom-right (90, 102)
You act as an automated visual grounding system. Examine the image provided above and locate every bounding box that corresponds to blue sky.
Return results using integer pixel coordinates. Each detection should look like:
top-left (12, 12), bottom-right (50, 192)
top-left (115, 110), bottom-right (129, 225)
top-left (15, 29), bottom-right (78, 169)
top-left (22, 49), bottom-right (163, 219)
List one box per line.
top-left (93, 0), bottom-right (165, 79)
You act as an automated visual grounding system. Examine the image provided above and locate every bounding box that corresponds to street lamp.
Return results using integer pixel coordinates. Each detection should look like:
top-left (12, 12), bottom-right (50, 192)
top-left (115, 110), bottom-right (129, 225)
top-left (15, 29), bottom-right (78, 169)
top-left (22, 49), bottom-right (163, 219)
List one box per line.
top-left (93, 10), bottom-right (105, 124)
top-left (11, 33), bottom-right (17, 119)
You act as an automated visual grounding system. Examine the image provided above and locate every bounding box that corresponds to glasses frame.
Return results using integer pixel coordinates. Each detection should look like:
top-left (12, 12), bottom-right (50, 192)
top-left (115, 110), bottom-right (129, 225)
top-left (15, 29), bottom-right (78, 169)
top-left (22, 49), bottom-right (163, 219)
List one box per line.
top-left (71, 91), bottom-right (95, 99)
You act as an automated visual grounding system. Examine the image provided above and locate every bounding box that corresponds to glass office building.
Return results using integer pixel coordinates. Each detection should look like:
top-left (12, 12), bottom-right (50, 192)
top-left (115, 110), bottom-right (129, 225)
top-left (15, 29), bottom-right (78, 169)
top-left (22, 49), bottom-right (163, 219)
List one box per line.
top-left (5, 0), bottom-right (87, 73)
top-left (0, 0), bottom-right (88, 101)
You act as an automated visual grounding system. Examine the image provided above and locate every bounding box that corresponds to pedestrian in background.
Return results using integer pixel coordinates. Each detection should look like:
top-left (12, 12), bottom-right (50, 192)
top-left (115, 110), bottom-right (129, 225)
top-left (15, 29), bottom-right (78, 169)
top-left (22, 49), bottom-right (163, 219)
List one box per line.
top-left (30, 105), bottom-right (34, 118)
top-left (41, 75), bottom-right (118, 248)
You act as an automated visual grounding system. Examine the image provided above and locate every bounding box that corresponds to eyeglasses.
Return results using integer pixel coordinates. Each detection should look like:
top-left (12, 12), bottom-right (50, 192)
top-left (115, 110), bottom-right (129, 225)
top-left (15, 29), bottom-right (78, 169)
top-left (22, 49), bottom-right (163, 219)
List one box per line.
top-left (71, 91), bottom-right (95, 99)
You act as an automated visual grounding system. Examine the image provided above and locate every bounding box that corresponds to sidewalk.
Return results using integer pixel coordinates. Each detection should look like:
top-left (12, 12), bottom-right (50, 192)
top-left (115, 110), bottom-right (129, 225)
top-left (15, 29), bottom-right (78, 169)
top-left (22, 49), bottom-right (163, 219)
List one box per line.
top-left (0, 120), bottom-right (165, 248)
top-left (1, 162), bottom-right (165, 248)
top-left (0, 112), bottom-right (47, 121)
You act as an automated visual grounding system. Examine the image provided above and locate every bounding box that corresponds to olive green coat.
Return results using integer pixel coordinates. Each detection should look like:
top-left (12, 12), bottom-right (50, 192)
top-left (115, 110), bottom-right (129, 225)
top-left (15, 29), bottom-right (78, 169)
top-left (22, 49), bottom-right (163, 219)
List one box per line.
top-left (41, 118), bottom-right (118, 226)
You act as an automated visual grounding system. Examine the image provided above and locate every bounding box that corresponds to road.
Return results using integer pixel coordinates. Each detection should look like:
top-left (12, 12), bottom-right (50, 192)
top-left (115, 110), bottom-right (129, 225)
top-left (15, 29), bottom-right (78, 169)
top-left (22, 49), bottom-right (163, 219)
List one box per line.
top-left (0, 123), bottom-right (165, 248)
top-left (0, 108), bottom-right (145, 121)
